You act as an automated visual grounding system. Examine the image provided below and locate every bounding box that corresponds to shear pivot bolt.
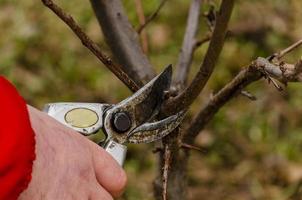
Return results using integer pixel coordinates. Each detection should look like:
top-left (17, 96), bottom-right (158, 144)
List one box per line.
top-left (112, 112), bottom-right (131, 133)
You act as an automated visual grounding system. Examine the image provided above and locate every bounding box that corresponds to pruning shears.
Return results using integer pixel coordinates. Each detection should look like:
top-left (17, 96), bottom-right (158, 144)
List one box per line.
top-left (43, 66), bottom-right (185, 165)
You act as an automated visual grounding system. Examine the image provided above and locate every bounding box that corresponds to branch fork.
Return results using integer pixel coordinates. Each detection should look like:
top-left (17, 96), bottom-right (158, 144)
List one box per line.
top-left (254, 57), bottom-right (302, 87)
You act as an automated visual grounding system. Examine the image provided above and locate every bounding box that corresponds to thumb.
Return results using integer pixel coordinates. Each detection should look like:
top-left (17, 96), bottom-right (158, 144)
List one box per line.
top-left (90, 142), bottom-right (127, 197)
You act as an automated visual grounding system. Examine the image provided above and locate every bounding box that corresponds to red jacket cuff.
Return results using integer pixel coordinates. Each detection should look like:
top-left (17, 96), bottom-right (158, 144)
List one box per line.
top-left (0, 77), bottom-right (36, 200)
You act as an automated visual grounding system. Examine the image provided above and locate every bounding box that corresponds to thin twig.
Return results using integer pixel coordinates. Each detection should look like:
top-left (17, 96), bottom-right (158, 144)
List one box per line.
top-left (194, 33), bottom-right (212, 49)
top-left (41, 0), bottom-right (140, 92)
top-left (137, 0), bottom-right (168, 34)
top-left (180, 142), bottom-right (207, 153)
top-left (273, 39), bottom-right (302, 60)
top-left (162, 145), bottom-right (171, 200)
top-left (266, 74), bottom-right (283, 91)
top-left (174, 0), bottom-right (203, 88)
top-left (164, 0), bottom-right (235, 114)
top-left (134, 0), bottom-right (149, 53)
top-left (240, 90), bottom-right (257, 101)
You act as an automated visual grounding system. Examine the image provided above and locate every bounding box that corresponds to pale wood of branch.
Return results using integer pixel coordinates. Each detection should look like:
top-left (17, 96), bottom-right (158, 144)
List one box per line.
top-left (162, 145), bottom-right (171, 200)
top-left (274, 39), bottom-right (302, 59)
top-left (240, 90), bottom-right (257, 101)
top-left (256, 57), bottom-right (302, 83)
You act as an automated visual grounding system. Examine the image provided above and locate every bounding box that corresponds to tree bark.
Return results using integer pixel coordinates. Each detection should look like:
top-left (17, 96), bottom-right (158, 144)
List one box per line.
top-left (153, 130), bottom-right (190, 200)
top-left (90, 0), bottom-right (156, 85)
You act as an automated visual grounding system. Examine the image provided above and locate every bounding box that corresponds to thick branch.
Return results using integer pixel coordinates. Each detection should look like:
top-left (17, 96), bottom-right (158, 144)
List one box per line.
top-left (41, 0), bottom-right (140, 92)
top-left (174, 0), bottom-right (203, 88)
top-left (165, 0), bottom-right (235, 114)
top-left (90, 0), bottom-right (156, 84)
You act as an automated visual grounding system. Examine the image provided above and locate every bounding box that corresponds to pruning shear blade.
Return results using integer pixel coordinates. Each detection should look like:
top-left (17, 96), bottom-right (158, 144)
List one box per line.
top-left (127, 110), bottom-right (186, 144)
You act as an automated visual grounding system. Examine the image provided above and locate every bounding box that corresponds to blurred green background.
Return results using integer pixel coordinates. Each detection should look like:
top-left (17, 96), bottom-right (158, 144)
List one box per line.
top-left (1, 0), bottom-right (302, 199)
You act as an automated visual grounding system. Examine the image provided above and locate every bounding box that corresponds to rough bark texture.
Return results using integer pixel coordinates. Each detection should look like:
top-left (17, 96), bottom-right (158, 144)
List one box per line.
top-left (90, 0), bottom-right (156, 85)
top-left (153, 130), bottom-right (189, 200)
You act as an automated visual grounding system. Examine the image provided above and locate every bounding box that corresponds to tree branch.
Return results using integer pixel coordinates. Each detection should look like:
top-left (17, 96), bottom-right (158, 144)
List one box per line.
top-left (184, 65), bottom-right (262, 142)
top-left (271, 39), bottom-right (302, 60)
top-left (41, 0), bottom-right (140, 92)
top-left (240, 90), bottom-right (257, 101)
top-left (165, 0), bottom-right (235, 114)
top-left (174, 0), bottom-right (203, 88)
top-left (257, 57), bottom-right (302, 83)
top-left (194, 33), bottom-right (212, 49)
top-left (90, 0), bottom-right (156, 84)
top-left (180, 142), bottom-right (207, 153)
top-left (162, 145), bottom-right (171, 200)
top-left (184, 55), bottom-right (302, 143)
top-left (137, 0), bottom-right (168, 34)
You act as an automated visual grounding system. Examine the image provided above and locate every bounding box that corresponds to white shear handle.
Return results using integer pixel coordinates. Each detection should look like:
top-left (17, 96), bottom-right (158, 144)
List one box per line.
top-left (43, 103), bottom-right (127, 166)
top-left (103, 140), bottom-right (127, 166)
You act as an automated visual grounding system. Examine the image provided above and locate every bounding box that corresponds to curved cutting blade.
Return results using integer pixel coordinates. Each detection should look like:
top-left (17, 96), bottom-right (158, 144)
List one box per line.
top-left (127, 110), bottom-right (186, 144)
top-left (132, 64), bottom-right (172, 124)
top-left (103, 65), bottom-right (173, 143)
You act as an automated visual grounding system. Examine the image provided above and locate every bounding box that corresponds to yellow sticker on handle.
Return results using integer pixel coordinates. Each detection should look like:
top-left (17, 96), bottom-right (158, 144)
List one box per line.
top-left (65, 108), bottom-right (99, 128)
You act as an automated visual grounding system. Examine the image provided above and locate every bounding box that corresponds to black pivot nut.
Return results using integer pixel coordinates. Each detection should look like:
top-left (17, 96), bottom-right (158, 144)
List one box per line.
top-left (112, 112), bottom-right (131, 133)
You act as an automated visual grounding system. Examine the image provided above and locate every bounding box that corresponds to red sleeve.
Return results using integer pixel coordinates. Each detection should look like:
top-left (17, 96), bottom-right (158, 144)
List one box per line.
top-left (0, 77), bottom-right (36, 200)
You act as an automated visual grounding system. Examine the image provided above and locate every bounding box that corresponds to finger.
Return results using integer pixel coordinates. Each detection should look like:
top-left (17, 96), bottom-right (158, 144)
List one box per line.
top-left (90, 185), bottom-right (114, 200)
top-left (90, 142), bottom-right (127, 197)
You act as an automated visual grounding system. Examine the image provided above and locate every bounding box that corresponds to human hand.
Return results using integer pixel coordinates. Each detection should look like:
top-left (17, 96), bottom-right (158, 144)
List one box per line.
top-left (19, 106), bottom-right (127, 200)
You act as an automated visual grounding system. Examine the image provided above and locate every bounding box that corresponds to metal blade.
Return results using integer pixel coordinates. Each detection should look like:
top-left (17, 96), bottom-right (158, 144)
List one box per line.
top-left (127, 111), bottom-right (186, 144)
top-left (127, 64), bottom-right (172, 125)
top-left (103, 65), bottom-right (173, 144)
